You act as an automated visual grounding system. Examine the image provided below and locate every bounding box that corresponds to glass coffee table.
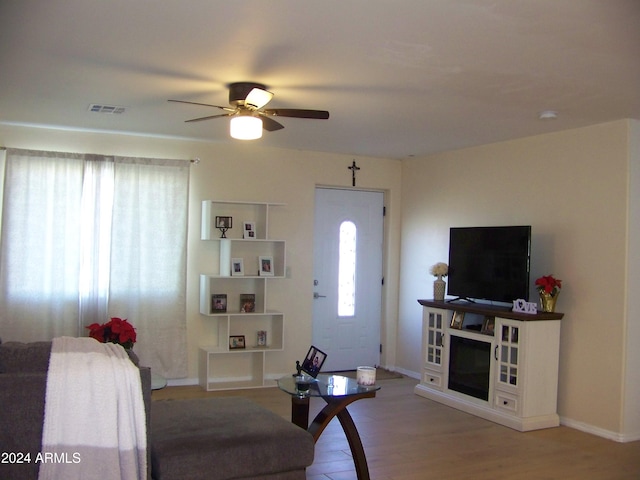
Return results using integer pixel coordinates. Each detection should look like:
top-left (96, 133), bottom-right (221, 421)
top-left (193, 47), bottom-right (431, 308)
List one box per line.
top-left (151, 372), bottom-right (167, 390)
top-left (277, 373), bottom-right (380, 480)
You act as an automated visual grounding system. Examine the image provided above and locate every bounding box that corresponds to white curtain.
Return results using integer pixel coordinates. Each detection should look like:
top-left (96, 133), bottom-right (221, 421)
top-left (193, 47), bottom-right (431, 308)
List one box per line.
top-left (0, 150), bottom-right (85, 340)
top-left (0, 149), bottom-right (189, 377)
top-left (108, 156), bottom-right (189, 377)
top-left (79, 155), bottom-right (115, 330)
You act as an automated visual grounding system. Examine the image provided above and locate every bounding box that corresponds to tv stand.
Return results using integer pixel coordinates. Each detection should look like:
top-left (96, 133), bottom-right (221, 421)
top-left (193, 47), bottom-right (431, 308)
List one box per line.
top-left (415, 299), bottom-right (564, 432)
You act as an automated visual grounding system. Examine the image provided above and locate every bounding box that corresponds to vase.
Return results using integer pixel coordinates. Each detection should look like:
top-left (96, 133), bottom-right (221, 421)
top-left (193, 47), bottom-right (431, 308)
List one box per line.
top-left (539, 291), bottom-right (559, 313)
top-left (433, 276), bottom-right (446, 301)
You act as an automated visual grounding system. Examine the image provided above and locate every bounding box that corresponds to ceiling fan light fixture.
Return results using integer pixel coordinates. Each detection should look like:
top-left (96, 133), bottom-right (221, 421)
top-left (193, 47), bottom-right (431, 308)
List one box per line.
top-left (230, 115), bottom-right (263, 140)
top-left (245, 87), bottom-right (273, 110)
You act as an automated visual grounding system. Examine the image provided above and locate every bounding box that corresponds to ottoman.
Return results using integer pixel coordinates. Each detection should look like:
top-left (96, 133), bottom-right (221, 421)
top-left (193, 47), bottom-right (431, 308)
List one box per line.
top-left (150, 397), bottom-right (314, 480)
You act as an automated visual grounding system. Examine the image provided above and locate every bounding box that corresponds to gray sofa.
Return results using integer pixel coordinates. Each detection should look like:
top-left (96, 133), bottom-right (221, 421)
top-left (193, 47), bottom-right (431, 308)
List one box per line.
top-left (0, 340), bottom-right (153, 480)
top-left (0, 341), bottom-right (314, 480)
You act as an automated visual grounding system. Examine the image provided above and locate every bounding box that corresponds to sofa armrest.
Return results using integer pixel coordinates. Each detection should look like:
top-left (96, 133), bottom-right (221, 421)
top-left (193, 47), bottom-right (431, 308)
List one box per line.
top-left (0, 373), bottom-right (47, 479)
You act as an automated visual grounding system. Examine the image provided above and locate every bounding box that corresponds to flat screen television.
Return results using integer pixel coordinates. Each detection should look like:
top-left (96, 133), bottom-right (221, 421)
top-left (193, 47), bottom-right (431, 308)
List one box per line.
top-left (447, 226), bottom-right (531, 303)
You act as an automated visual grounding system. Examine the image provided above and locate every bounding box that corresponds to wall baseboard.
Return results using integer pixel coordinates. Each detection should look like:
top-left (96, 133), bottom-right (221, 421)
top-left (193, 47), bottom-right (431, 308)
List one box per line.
top-left (560, 416), bottom-right (640, 443)
top-left (391, 366), bottom-right (420, 379)
top-left (166, 377), bottom-right (198, 387)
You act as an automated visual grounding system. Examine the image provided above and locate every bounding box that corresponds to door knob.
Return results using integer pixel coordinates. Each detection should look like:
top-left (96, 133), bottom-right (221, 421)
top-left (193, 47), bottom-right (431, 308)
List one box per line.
top-left (313, 292), bottom-right (327, 299)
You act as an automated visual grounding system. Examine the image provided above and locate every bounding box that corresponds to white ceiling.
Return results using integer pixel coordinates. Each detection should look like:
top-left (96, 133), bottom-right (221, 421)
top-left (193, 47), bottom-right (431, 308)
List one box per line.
top-left (1, 0), bottom-right (639, 159)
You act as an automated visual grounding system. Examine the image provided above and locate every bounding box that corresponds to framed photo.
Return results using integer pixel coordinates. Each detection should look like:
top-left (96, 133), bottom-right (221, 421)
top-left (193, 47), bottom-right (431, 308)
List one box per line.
top-left (229, 335), bottom-right (245, 350)
top-left (210, 294), bottom-right (227, 313)
top-left (259, 256), bottom-right (274, 276)
top-left (231, 258), bottom-right (244, 276)
top-left (450, 311), bottom-right (464, 329)
top-left (215, 216), bottom-right (233, 229)
top-left (243, 222), bottom-right (256, 239)
top-left (257, 330), bottom-right (267, 347)
top-left (239, 293), bottom-right (256, 313)
top-left (481, 316), bottom-right (495, 335)
top-left (215, 216), bottom-right (233, 238)
top-left (301, 345), bottom-right (328, 378)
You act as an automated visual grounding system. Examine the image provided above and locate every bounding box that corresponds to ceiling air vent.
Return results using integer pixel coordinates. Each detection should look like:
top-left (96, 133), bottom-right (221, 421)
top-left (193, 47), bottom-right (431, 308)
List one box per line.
top-left (88, 104), bottom-right (126, 114)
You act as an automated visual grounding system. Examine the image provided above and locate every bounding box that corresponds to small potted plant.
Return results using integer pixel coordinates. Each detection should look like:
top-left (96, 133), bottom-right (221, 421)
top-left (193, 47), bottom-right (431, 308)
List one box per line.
top-left (535, 275), bottom-right (562, 312)
top-left (430, 262), bottom-right (449, 301)
top-left (86, 317), bottom-right (137, 350)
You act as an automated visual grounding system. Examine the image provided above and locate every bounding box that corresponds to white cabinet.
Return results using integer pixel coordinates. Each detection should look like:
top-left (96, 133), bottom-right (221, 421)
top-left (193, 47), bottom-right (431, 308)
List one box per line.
top-left (414, 300), bottom-right (563, 432)
top-left (493, 317), bottom-right (562, 424)
top-left (421, 309), bottom-right (446, 390)
top-left (198, 200), bottom-right (286, 391)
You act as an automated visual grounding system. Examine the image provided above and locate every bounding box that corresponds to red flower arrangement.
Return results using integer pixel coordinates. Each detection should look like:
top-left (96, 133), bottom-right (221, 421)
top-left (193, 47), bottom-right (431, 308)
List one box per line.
top-left (535, 275), bottom-right (562, 296)
top-left (86, 317), bottom-right (137, 350)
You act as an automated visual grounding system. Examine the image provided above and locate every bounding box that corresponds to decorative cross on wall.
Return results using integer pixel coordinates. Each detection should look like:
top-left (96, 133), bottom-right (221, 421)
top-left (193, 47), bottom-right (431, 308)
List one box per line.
top-left (348, 160), bottom-right (360, 187)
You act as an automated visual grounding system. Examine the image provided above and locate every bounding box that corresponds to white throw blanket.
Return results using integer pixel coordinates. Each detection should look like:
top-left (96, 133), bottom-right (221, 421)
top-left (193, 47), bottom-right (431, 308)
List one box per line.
top-left (38, 337), bottom-right (147, 480)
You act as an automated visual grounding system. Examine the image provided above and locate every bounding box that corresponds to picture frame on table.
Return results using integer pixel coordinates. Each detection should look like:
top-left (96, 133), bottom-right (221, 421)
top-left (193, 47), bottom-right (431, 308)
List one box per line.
top-left (301, 345), bottom-right (328, 378)
top-left (243, 222), bottom-right (256, 239)
top-left (229, 335), bottom-right (246, 350)
top-left (231, 258), bottom-right (244, 276)
top-left (259, 256), bottom-right (274, 276)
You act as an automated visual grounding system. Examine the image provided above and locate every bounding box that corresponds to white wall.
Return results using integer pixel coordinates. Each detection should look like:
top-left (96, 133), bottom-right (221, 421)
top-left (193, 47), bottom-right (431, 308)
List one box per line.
top-left (3, 119), bottom-right (638, 440)
top-left (623, 119), bottom-right (640, 438)
top-left (0, 123), bottom-right (403, 383)
top-left (398, 120), bottom-right (637, 439)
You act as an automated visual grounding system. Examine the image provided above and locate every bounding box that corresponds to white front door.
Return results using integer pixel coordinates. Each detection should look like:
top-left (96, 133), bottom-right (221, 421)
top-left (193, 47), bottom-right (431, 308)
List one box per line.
top-left (312, 188), bottom-right (384, 371)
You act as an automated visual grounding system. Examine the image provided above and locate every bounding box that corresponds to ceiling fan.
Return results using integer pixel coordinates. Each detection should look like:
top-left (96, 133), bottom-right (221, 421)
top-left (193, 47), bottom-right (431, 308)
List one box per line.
top-left (169, 82), bottom-right (329, 139)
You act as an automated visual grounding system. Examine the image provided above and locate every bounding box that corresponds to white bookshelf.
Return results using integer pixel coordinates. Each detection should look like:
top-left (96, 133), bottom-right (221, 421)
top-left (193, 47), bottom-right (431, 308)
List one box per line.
top-left (198, 200), bottom-right (286, 391)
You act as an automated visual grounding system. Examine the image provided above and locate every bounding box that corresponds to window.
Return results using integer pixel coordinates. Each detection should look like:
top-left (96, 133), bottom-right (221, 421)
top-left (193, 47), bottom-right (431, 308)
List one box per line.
top-left (0, 149), bottom-right (190, 377)
top-left (338, 220), bottom-right (356, 317)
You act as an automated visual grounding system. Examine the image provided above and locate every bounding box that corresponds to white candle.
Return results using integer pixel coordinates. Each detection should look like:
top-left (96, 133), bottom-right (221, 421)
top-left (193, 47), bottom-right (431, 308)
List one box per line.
top-left (356, 366), bottom-right (376, 386)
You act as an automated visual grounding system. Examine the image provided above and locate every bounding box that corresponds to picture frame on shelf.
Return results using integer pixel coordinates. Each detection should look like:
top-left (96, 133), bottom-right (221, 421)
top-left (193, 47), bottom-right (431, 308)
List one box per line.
top-left (229, 335), bottom-right (246, 350)
top-left (481, 316), bottom-right (495, 335)
top-left (243, 222), bottom-right (256, 239)
top-left (216, 216), bottom-right (233, 228)
top-left (257, 330), bottom-right (267, 347)
top-left (210, 294), bottom-right (227, 313)
top-left (215, 216), bottom-right (232, 238)
top-left (450, 311), bottom-right (464, 329)
top-left (240, 294), bottom-right (256, 313)
top-left (259, 256), bottom-right (274, 276)
top-left (231, 258), bottom-right (244, 276)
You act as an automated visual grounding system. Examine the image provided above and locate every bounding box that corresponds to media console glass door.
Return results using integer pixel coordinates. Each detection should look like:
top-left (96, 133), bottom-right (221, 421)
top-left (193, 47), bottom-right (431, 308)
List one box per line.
top-left (447, 335), bottom-right (492, 401)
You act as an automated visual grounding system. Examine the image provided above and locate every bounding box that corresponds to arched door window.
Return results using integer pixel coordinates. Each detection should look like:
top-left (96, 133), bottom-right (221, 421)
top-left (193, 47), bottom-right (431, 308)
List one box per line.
top-left (338, 220), bottom-right (356, 317)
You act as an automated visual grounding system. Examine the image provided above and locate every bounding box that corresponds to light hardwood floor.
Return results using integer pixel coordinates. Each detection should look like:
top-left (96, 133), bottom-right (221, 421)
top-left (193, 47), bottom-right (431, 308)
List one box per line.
top-left (152, 376), bottom-right (640, 479)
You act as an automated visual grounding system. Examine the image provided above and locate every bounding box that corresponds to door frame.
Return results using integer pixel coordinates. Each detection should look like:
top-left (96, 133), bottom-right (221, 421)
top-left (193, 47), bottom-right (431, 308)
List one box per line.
top-left (312, 184), bottom-right (389, 369)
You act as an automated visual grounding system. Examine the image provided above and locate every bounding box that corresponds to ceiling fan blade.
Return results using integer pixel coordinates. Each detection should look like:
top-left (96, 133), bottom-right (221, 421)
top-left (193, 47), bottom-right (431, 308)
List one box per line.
top-left (245, 87), bottom-right (273, 110)
top-left (185, 113), bottom-right (234, 122)
top-left (260, 115), bottom-right (285, 132)
top-left (168, 99), bottom-right (234, 112)
top-left (263, 108), bottom-right (330, 119)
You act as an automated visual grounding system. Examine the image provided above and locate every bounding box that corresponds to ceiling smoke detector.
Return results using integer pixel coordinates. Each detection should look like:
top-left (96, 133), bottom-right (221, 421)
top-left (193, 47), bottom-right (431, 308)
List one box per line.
top-left (538, 110), bottom-right (558, 120)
